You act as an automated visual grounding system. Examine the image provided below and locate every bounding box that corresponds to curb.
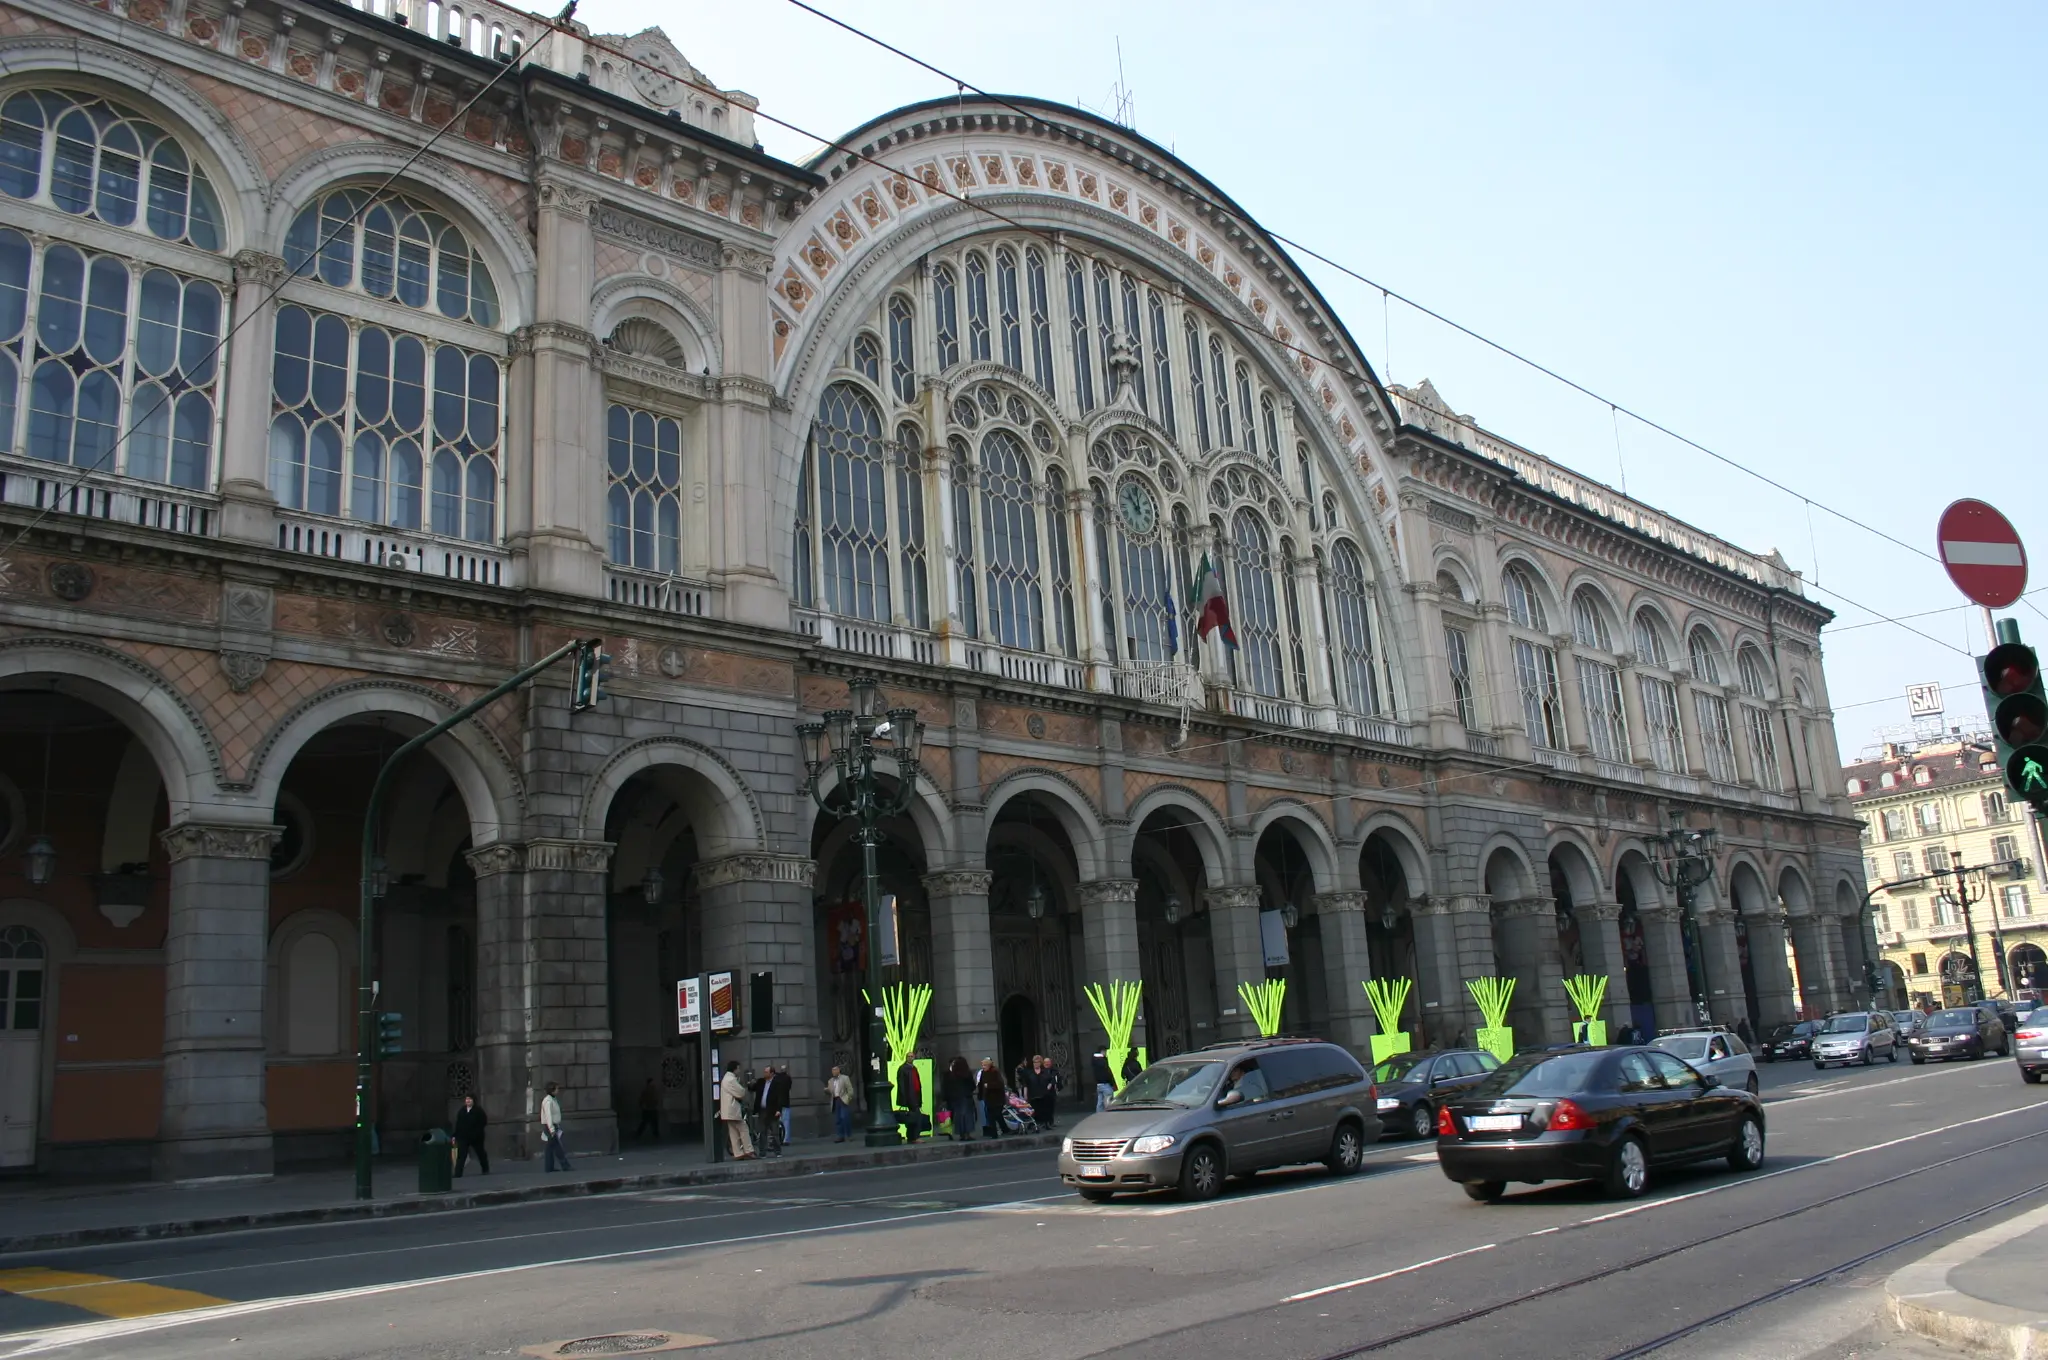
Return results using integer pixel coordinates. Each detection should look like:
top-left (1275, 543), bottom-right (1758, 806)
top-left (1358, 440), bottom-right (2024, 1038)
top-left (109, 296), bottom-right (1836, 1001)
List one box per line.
top-left (1886, 1201), bottom-right (2048, 1359)
top-left (0, 1132), bottom-right (1063, 1256)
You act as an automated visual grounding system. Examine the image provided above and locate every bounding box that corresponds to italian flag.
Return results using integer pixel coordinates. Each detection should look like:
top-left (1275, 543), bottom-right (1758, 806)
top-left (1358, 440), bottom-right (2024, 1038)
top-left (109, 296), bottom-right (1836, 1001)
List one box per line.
top-left (1189, 553), bottom-right (1236, 649)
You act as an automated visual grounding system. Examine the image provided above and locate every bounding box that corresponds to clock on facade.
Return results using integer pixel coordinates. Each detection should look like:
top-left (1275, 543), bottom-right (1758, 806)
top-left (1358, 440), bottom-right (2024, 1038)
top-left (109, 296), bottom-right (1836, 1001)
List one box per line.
top-left (1117, 480), bottom-right (1158, 535)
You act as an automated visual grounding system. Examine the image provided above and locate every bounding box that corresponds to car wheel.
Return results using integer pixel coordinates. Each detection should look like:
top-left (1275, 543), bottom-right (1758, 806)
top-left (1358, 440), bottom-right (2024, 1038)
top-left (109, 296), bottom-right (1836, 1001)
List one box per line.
top-left (2024, 1069), bottom-right (2042, 1084)
top-left (1076, 1187), bottom-right (1116, 1203)
top-left (1889, 1044), bottom-right (1899, 1063)
top-left (1326, 1121), bottom-right (1366, 1175)
top-left (1463, 1180), bottom-right (1506, 1203)
top-left (1178, 1143), bottom-right (1223, 1201)
top-left (1411, 1103), bottom-right (1436, 1140)
top-left (1813, 1061), bottom-right (1826, 1070)
top-left (1861, 1047), bottom-right (1873, 1066)
top-left (1911, 1055), bottom-right (1925, 1065)
top-left (1727, 1114), bottom-right (1765, 1172)
top-left (1746, 1073), bottom-right (1759, 1095)
top-left (1604, 1135), bottom-right (1650, 1199)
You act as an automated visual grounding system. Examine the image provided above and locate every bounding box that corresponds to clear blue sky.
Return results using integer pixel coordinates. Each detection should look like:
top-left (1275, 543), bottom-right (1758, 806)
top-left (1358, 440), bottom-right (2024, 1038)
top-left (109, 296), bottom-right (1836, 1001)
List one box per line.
top-left (608, 0), bottom-right (2047, 758)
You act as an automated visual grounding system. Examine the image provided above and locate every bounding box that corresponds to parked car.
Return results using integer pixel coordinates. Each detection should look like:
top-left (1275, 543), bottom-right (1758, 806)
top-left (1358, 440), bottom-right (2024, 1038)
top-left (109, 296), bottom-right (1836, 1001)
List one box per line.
top-left (1975, 1000), bottom-right (2021, 1036)
top-left (1811, 1011), bottom-right (1898, 1068)
top-left (1436, 1046), bottom-right (1765, 1202)
top-left (1056, 1038), bottom-right (1381, 1201)
top-left (1372, 1049), bottom-right (1501, 1139)
top-left (1759, 1020), bottom-right (1820, 1062)
top-left (2015, 1008), bottom-right (2048, 1083)
top-left (1892, 1010), bottom-right (1926, 1038)
top-left (1910, 1006), bottom-right (2012, 1062)
top-left (1651, 1029), bottom-right (1760, 1094)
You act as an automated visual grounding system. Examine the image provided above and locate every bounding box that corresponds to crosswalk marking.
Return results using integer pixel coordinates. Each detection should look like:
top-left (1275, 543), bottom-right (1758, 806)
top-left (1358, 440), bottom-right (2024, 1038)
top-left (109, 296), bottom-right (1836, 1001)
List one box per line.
top-left (0, 1267), bottom-right (227, 1320)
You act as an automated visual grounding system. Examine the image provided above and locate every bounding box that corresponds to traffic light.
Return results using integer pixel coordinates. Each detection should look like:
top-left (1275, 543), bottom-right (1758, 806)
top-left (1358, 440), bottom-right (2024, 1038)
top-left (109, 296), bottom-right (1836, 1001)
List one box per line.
top-left (375, 1011), bottom-right (404, 1058)
top-left (569, 638), bottom-right (610, 713)
top-left (1982, 620), bottom-right (2048, 815)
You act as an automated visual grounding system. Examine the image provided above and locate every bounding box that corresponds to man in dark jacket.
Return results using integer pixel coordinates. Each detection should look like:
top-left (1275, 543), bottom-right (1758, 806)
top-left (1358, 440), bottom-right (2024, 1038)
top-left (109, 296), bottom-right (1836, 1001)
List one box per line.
top-left (975, 1058), bottom-right (1006, 1137)
top-left (758, 1064), bottom-right (789, 1156)
top-left (1027, 1055), bottom-right (1059, 1129)
top-left (1092, 1051), bottom-right (1114, 1111)
top-left (895, 1059), bottom-right (923, 1141)
top-left (453, 1094), bottom-right (488, 1176)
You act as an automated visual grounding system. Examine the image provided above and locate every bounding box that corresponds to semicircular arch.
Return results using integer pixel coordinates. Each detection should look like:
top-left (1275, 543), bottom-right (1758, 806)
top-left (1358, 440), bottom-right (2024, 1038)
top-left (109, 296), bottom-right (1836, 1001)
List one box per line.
top-left (982, 767), bottom-right (1105, 883)
top-left (1249, 799), bottom-right (1337, 890)
top-left (579, 735), bottom-right (765, 856)
top-left (1126, 782), bottom-right (1230, 888)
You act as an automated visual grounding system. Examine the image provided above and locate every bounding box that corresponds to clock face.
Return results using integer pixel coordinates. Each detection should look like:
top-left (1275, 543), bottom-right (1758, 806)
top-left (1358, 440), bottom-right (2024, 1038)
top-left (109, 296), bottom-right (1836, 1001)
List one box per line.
top-left (1118, 481), bottom-right (1158, 535)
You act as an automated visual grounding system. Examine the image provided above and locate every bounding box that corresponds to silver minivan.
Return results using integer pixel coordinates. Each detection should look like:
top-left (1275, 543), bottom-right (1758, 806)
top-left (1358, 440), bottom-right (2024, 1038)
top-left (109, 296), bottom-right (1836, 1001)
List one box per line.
top-left (1810, 1010), bottom-right (1898, 1067)
top-left (1055, 1038), bottom-right (1380, 1201)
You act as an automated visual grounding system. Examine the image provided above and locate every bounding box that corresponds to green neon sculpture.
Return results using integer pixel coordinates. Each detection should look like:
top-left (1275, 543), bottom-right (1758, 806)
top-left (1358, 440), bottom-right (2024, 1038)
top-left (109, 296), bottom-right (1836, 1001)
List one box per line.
top-left (1083, 979), bottom-right (1143, 1092)
top-left (1562, 974), bottom-right (1610, 1046)
top-left (867, 982), bottom-right (934, 1139)
top-left (1363, 977), bottom-right (1414, 1065)
top-left (1467, 976), bottom-right (1516, 1064)
top-left (1238, 979), bottom-right (1287, 1038)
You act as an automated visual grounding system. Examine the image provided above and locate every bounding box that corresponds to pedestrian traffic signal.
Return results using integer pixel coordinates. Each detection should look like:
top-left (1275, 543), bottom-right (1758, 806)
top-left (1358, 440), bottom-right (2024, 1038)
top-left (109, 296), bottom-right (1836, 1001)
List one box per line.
top-left (569, 638), bottom-right (610, 713)
top-left (1982, 624), bottom-right (2048, 815)
top-left (376, 1011), bottom-right (404, 1058)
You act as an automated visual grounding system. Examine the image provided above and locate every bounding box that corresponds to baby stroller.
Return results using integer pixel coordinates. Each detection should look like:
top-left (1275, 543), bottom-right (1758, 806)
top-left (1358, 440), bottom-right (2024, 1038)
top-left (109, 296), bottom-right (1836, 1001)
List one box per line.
top-left (1001, 1090), bottom-right (1041, 1134)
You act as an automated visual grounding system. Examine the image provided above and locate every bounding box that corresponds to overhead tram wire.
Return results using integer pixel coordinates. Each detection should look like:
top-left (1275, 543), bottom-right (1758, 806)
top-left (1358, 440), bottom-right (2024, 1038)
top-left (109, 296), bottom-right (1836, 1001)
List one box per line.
top-left (0, 20), bottom-right (561, 559)
top-left (776, 0), bottom-right (1956, 578)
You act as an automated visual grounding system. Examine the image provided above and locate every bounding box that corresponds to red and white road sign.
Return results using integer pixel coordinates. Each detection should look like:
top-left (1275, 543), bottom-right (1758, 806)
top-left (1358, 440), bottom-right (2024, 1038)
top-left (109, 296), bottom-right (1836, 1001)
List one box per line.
top-left (1938, 499), bottom-right (2028, 608)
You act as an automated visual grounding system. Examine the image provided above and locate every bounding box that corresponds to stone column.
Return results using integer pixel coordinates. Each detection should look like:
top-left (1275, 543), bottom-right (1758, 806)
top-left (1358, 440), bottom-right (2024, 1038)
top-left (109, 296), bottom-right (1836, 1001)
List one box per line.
top-left (217, 251), bottom-right (286, 544)
top-left (1205, 884), bottom-right (1265, 1042)
top-left (1618, 666), bottom-right (1654, 768)
top-left (156, 821), bottom-right (279, 1180)
top-left (1743, 915), bottom-right (1799, 1027)
top-left (1414, 894), bottom-right (1495, 1046)
top-left (1556, 643), bottom-right (1592, 757)
top-left (923, 870), bottom-right (998, 1064)
top-left (516, 181), bottom-right (605, 597)
top-left (521, 839), bottom-right (615, 1155)
top-left (1788, 915), bottom-right (1835, 1018)
top-left (1638, 904), bottom-right (1698, 1031)
top-left (1583, 902), bottom-right (1634, 1035)
top-left (1694, 907), bottom-right (1750, 1029)
top-left (1312, 891), bottom-right (1375, 1055)
top-left (1492, 897), bottom-right (1568, 1043)
top-left (468, 842), bottom-right (531, 1161)
top-left (1674, 680), bottom-right (1709, 778)
top-left (1835, 911), bottom-right (1873, 1007)
top-left (693, 853), bottom-right (822, 1132)
top-left (1077, 879), bottom-right (1141, 1051)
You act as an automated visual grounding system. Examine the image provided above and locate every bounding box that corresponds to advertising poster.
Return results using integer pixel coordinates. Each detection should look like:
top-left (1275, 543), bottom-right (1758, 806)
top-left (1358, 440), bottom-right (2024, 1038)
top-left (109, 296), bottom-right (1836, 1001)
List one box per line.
top-left (708, 971), bottom-right (736, 1032)
top-left (676, 978), bottom-right (701, 1036)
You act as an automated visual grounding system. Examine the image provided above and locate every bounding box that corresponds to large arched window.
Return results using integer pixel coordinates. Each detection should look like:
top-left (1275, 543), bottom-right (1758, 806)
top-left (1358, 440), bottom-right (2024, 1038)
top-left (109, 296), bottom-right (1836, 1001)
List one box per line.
top-left (1503, 564), bottom-right (1561, 749)
top-left (814, 382), bottom-right (890, 621)
top-left (964, 251), bottom-right (991, 363)
top-left (0, 924), bottom-right (44, 1033)
top-left (1185, 318), bottom-right (1211, 451)
top-left (1737, 644), bottom-right (1781, 789)
top-left (887, 295), bottom-right (916, 402)
top-left (1025, 247), bottom-right (1054, 392)
top-left (605, 403), bottom-right (680, 573)
top-left (1688, 628), bottom-right (1738, 781)
top-left (1571, 588), bottom-right (1626, 761)
top-left (1, 91), bottom-right (227, 490)
top-left (1688, 627), bottom-right (1724, 683)
top-left (1633, 608), bottom-right (1669, 666)
top-left (1632, 608), bottom-right (1683, 772)
top-left (1066, 253), bottom-right (1094, 411)
top-left (1571, 588), bottom-right (1613, 651)
top-left (1232, 508), bottom-right (1284, 698)
top-left (1503, 564), bottom-right (1547, 630)
top-left (1119, 274), bottom-right (1148, 412)
top-left (979, 428), bottom-right (1043, 651)
top-left (895, 422), bottom-right (929, 629)
top-left (995, 246), bottom-right (1022, 370)
top-left (271, 186), bottom-right (503, 541)
top-left (1329, 540), bottom-right (1381, 715)
top-left (1114, 471), bottom-right (1175, 664)
top-left (933, 263), bottom-right (959, 370)
top-left (1148, 289), bottom-right (1175, 438)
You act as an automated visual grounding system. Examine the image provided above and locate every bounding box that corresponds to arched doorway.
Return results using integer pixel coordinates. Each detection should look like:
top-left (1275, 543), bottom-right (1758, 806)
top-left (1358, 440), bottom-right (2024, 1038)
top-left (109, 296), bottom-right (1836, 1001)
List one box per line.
top-left (1484, 845), bottom-right (1553, 1041)
top-left (999, 993), bottom-right (1038, 1082)
top-left (1615, 855), bottom-right (1658, 1038)
top-left (985, 793), bottom-right (1079, 1080)
top-left (812, 776), bottom-right (931, 1097)
top-left (1254, 823), bottom-right (1317, 1034)
top-left (2013, 943), bottom-right (2048, 995)
top-left (1939, 951), bottom-right (1979, 1006)
top-left (0, 925), bottom-right (45, 1167)
top-left (1361, 832), bottom-right (1420, 1038)
top-left (1132, 809), bottom-right (1214, 1060)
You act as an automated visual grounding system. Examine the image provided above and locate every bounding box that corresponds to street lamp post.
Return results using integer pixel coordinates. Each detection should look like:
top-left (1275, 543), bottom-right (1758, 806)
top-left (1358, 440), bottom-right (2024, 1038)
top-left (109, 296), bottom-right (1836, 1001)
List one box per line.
top-left (797, 678), bottom-right (925, 1149)
top-left (1649, 811), bottom-right (1720, 1022)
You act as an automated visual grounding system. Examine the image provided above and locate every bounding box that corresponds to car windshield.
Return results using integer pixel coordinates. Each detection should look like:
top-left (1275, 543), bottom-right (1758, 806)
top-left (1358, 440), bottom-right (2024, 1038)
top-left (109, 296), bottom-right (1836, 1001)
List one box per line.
top-left (1893, 1012), bottom-right (1918, 1025)
top-left (1653, 1036), bottom-right (1710, 1061)
top-left (1464, 1050), bottom-right (1608, 1099)
top-left (1821, 1014), bottom-right (1869, 1033)
top-left (1109, 1060), bottom-right (1223, 1107)
top-left (1373, 1052), bottom-right (1431, 1083)
top-left (2020, 1009), bottom-right (2048, 1027)
top-left (1928, 1009), bottom-right (1978, 1030)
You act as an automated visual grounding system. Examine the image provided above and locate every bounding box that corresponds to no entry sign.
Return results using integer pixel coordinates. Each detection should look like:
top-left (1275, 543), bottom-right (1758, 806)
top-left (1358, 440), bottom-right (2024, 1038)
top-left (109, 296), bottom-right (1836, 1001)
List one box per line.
top-left (1938, 500), bottom-right (2028, 609)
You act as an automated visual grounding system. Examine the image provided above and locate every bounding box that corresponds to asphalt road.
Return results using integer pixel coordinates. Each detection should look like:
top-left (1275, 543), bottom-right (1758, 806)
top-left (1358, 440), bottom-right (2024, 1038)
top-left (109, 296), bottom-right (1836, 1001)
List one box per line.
top-left (3, 1051), bottom-right (2043, 1360)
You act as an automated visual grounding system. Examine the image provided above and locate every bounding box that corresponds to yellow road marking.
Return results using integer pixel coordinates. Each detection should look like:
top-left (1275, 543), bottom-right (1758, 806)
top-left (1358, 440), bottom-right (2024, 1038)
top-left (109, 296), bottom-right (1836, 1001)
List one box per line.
top-left (0, 1267), bottom-right (227, 1319)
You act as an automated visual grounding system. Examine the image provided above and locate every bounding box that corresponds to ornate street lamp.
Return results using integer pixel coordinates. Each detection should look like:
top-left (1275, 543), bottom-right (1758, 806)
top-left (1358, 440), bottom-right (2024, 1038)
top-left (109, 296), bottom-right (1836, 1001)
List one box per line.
top-left (23, 731), bottom-right (54, 887)
top-left (642, 867), bottom-right (665, 907)
top-left (798, 680), bottom-right (926, 1147)
top-left (1649, 810), bottom-right (1719, 1018)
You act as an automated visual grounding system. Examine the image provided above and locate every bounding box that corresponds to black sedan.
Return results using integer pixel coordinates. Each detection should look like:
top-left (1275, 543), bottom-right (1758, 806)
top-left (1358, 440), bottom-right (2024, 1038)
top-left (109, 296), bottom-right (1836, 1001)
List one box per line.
top-left (1372, 1048), bottom-right (1500, 1139)
top-left (1758, 1020), bottom-right (1819, 1062)
top-left (1907, 1007), bottom-right (2010, 1062)
top-left (1436, 1046), bottom-right (1765, 1202)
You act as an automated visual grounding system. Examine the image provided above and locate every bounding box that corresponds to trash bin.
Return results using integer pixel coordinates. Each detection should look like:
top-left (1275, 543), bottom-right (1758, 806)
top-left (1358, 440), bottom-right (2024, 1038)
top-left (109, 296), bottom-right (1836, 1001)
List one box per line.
top-left (419, 1128), bottom-right (453, 1194)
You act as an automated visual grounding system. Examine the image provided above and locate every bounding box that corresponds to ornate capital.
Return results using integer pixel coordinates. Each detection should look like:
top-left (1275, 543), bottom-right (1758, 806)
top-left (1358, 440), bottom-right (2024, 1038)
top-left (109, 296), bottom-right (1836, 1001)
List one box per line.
top-left (721, 244), bottom-right (775, 274)
top-left (512, 320), bottom-right (596, 359)
top-left (1637, 904), bottom-right (1681, 925)
top-left (160, 822), bottom-right (281, 863)
top-left (1693, 906), bottom-right (1735, 928)
top-left (536, 178), bottom-right (598, 217)
top-left (232, 249), bottom-right (289, 290)
top-left (692, 852), bottom-right (815, 892)
top-left (1494, 895), bottom-right (1557, 920)
top-left (1443, 893), bottom-right (1494, 916)
top-left (218, 650), bottom-right (268, 694)
top-left (524, 838), bottom-right (614, 875)
top-left (1586, 901), bottom-right (1624, 923)
top-left (922, 869), bottom-right (993, 898)
top-left (1205, 884), bottom-right (1263, 912)
top-left (464, 842), bottom-right (525, 878)
top-left (1313, 890), bottom-right (1367, 915)
top-left (1077, 878), bottom-right (1139, 908)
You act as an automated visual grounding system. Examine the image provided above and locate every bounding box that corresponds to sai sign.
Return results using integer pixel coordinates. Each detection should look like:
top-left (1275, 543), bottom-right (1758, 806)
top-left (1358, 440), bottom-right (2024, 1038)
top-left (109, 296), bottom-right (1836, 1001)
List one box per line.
top-left (1906, 683), bottom-right (1945, 718)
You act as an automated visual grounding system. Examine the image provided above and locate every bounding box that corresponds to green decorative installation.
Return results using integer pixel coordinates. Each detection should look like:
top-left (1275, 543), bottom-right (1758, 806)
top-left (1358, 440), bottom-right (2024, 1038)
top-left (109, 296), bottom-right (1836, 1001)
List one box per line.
top-left (1083, 979), bottom-right (1143, 1091)
top-left (1363, 977), bottom-right (1414, 1064)
top-left (1467, 976), bottom-right (1516, 1064)
top-left (1238, 979), bottom-right (1287, 1037)
top-left (867, 982), bottom-right (934, 1139)
top-left (1562, 974), bottom-right (1610, 1046)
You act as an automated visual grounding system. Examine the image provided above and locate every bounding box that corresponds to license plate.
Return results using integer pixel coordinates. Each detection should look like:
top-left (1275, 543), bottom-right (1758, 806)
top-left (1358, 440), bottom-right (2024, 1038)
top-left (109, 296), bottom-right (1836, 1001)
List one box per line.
top-left (1079, 1167), bottom-right (1111, 1179)
top-left (1467, 1115), bottom-right (1522, 1132)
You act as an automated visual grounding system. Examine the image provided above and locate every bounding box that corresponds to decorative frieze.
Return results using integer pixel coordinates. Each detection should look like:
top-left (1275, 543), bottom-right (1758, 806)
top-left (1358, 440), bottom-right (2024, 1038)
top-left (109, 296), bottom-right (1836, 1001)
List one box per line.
top-left (464, 842), bottom-right (525, 878)
top-left (1204, 885), bottom-right (1262, 912)
top-left (592, 200), bottom-right (721, 269)
top-left (525, 839), bottom-right (614, 875)
top-left (160, 823), bottom-right (280, 862)
top-left (1313, 890), bottom-right (1367, 915)
top-left (1076, 878), bottom-right (1138, 907)
top-left (692, 852), bottom-right (815, 891)
top-left (922, 869), bottom-right (994, 898)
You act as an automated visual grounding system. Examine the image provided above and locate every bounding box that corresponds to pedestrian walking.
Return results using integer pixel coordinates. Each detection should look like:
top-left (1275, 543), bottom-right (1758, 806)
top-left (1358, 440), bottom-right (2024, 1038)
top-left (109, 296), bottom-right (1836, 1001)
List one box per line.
top-left (776, 1066), bottom-right (794, 1145)
top-left (1119, 1050), bottom-right (1141, 1086)
top-left (895, 1056), bottom-right (925, 1141)
top-left (756, 1064), bottom-right (786, 1157)
top-left (539, 1082), bottom-right (571, 1172)
top-left (941, 1056), bottom-right (976, 1142)
top-left (453, 1094), bottom-right (489, 1176)
top-left (975, 1057), bottom-right (1006, 1138)
top-left (828, 1064), bottom-right (855, 1141)
top-left (1092, 1050), bottom-right (1114, 1111)
top-left (633, 1077), bottom-right (660, 1140)
top-left (1735, 1017), bottom-right (1755, 1048)
top-left (1025, 1054), bottom-right (1056, 1130)
top-left (718, 1060), bottom-right (755, 1160)
top-left (1036, 1054), bottom-right (1061, 1128)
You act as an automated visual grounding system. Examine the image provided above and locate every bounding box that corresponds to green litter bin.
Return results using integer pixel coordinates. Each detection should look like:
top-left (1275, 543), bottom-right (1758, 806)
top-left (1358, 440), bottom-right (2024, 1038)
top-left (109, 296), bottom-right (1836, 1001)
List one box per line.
top-left (419, 1128), bottom-right (453, 1194)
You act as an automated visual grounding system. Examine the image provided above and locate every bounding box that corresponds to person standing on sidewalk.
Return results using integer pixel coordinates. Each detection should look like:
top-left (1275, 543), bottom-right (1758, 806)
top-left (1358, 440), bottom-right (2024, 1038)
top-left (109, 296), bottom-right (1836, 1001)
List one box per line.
top-left (941, 1056), bottom-right (975, 1142)
top-left (1092, 1050), bottom-right (1114, 1111)
top-left (828, 1065), bottom-right (855, 1142)
top-left (453, 1094), bottom-right (489, 1176)
top-left (757, 1064), bottom-right (787, 1157)
top-left (1033, 1054), bottom-right (1062, 1129)
top-left (719, 1060), bottom-right (755, 1160)
top-left (539, 1082), bottom-right (571, 1172)
top-left (633, 1078), bottom-right (661, 1141)
top-left (895, 1056), bottom-right (924, 1142)
top-left (775, 1066), bottom-right (794, 1146)
top-left (975, 1058), bottom-right (1006, 1138)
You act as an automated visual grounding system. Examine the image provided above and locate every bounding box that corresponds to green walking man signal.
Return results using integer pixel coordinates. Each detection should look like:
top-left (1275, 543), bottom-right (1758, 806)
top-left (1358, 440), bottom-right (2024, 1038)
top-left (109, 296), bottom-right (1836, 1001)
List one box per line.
top-left (1981, 619), bottom-right (2048, 817)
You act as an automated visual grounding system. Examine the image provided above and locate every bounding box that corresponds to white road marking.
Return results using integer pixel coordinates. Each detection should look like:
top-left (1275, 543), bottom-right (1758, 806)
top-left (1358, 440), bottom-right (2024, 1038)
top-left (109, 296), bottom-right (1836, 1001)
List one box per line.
top-left (1283, 1243), bottom-right (1498, 1301)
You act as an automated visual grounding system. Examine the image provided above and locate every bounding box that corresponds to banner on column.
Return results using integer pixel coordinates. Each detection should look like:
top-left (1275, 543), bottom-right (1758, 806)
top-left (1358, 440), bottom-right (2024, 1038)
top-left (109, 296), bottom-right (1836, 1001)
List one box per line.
top-left (676, 978), bottom-right (701, 1036)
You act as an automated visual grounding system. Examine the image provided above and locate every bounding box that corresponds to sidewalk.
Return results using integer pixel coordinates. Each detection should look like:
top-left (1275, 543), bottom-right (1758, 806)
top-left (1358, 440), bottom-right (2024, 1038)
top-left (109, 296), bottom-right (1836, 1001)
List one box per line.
top-left (1887, 1201), bottom-right (2048, 1358)
top-left (0, 1129), bottom-right (1061, 1256)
